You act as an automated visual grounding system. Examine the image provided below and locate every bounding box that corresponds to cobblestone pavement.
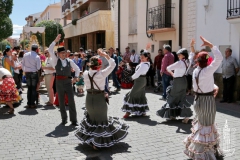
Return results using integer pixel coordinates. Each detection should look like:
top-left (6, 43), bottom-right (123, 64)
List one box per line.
top-left (0, 83), bottom-right (239, 160)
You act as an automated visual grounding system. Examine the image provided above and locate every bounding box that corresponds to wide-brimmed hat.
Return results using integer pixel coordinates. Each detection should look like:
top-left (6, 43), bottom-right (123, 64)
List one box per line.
top-left (57, 47), bottom-right (66, 53)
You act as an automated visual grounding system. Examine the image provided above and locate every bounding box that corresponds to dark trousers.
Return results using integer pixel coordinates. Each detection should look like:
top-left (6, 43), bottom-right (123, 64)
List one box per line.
top-left (112, 71), bottom-right (120, 88)
top-left (223, 75), bottom-right (235, 102)
top-left (56, 79), bottom-right (77, 122)
top-left (157, 69), bottom-right (162, 83)
top-left (186, 74), bottom-right (192, 90)
top-left (162, 73), bottom-right (172, 99)
top-left (13, 72), bottom-right (21, 89)
top-left (53, 74), bottom-right (56, 94)
top-left (105, 77), bottom-right (110, 93)
top-left (146, 75), bottom-right (155, 87)
top-left (25, 72), bottom-right (38, 105)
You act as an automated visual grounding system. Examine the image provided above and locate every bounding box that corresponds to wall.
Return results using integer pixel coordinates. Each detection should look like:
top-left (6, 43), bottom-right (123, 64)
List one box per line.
top-left (89, 2), bottom-right (108, 12)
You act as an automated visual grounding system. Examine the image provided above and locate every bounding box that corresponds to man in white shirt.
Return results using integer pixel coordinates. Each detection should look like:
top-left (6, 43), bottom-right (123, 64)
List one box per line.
top-left (49, 34), bottom-right (80, 126)
top-left (130, 49), bottom-right (140, 64)
top-left (22, 44), bottom-right (41, 108)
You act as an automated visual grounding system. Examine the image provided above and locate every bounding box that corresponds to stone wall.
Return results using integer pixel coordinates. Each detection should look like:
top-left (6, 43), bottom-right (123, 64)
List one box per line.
top-left (214, 73), bottom-right (240, 101)
top-left (187, 0), bottom-right (196, 50)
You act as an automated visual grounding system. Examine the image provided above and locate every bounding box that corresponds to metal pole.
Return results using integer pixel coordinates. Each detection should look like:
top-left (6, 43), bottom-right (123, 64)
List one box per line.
top-left (57, 24), bottom-right (59, 47)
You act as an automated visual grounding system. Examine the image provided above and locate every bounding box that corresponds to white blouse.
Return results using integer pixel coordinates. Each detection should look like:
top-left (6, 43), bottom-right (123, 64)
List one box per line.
top-left (167, 60), bottom-right (189, 77)
top-left (44, 57), bottom-right (56, 74)
top-left (84, 58), bottom-right (116, 90)
top-left (0, 68), bottom-right (12, 79)
top-left (192, 46), bottom-right (223, 93)
top-left (132, 62), bottom-right (150, 80)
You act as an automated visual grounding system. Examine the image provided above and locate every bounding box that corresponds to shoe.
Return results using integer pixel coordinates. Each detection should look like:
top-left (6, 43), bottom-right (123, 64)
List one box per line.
top-left (220, 100), bottom-right (227, 103)
top-left (182, 118), bottom-right (189, 124)
top-left (30, 105), bottom-right (37, 109)
top-left (46, 102), bottom-right (53, 106)
top-left (7, 108), bottom-right (14, 114)
top-left (123, 113), bottom-right (130, 118)
top-left (71, 121), bottom-right (78, 126)
top-left (159, 97), bottom-right (166, 101)
top-left (25, 105), bottom-right (31, 108)
top-left (115, 88), bottom-right (121, 91)
top-left (61, 120), bottom-right (68, 125)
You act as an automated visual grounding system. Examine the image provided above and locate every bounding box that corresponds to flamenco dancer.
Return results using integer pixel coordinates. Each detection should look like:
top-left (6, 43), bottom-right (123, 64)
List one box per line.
top-left (156, 48), bottom-right (193, 123)
top-left (122, 51), bottom-right (150, 118)
top-left (0, 67), bottom-right (21, 114)
top-left (75, 49), bottom-right (129, 150)
top-left (184, 36), bottom-right (223, 159)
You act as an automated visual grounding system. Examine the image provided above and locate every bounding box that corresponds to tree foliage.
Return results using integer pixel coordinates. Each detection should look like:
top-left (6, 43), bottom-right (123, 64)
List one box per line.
top-left (0, 40), bottom-right (11, 52)
top-left (0, 0), bottom-right (13, 19)
top-left (0, 17), bottom-right (13, 41)
top-left (20, 39), bottom-right (29, 49)
top-left (35, 20), bottom-right (65, 47)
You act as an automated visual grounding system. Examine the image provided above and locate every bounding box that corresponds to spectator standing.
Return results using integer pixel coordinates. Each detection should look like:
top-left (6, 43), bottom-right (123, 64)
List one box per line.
top-left (130, 49), bottom-right (140, 65)
top-left (12, 51), bottom-right (22, 92)
top-left (220, 48), bottom-right (239, 103)
top-left (153, 49), bottom-right (164, 85)
top-left (109, 47), bottom-right (121, 91)
top-left (42, 49), bottom-right (56, 106)
top-left (122, 46), bottom-right (131, 63)
top-left (160, 44), bottom-right (174, 100)
top-left (22, 44), bottom-right (41, 108)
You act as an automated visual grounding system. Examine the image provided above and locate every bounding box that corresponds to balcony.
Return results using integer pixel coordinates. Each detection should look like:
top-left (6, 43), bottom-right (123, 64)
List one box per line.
top-left (71, 0), bottom-right (77, 8)
top-left (147, 3), bottom-right (175, 34)
top-left (227, 0), bottom-right (240, 23)
top-left (76, 0), bottom-right (83, 4)
top-left (62, 0), bottom-right (71, 14)
top-left (63, 10), bottom-right (113, 38)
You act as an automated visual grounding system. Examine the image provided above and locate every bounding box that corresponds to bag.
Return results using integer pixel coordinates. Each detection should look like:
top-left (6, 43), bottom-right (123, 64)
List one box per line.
top-left (22, 75), bottom-right (27, 83)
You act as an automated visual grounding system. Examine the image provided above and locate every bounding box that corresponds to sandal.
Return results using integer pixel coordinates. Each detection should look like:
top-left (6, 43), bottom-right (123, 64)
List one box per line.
top-left (182, 118), bottom-right (189, 124)
top-left (7, 108), bottom-right (14, 114)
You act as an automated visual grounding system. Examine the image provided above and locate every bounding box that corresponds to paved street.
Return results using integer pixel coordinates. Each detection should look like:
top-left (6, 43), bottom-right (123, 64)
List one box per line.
top-left (0, 82), bottom-right (239, 160)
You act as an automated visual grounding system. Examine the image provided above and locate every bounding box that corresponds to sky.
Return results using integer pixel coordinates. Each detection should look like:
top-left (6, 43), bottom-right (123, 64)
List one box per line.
top-left (9, 0), bottom-right (61, 39)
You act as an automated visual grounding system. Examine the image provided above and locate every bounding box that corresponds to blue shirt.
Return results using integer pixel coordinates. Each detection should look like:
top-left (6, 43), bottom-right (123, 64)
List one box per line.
top-left (73, 58), bottom-right (82, 70)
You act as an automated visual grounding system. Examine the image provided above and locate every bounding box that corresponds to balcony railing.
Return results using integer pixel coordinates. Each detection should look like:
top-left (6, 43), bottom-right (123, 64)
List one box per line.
top-left (71, 0), bottom-right (77, 5)
top-left (62, 0), bottom-right (71, 12)
top-left (148, 3), bottom-right (175, 30)
top-left (227, 0), bottom-right (240, 19)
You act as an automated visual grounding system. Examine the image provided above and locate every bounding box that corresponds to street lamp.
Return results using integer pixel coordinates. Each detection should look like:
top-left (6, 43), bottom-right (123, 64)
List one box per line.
top-left (54, 18), bottom-right (61, 47)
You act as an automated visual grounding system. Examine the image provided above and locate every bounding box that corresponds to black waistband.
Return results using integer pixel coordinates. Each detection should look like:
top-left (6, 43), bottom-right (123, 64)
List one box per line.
top-left (195, 91), bottom-right (214, 96)
top-left (87, 90), bottom-right (104, 94)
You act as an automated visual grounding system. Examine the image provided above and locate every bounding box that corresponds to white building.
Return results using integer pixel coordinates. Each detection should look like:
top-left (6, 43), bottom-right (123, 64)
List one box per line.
top-left (194, 0), bottom-right (240, 99)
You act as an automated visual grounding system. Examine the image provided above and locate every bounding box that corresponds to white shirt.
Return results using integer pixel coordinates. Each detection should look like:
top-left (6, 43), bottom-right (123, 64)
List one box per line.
top-left (167, 60), bottom-right (189, 77)
top-left (192, 46), bottom-right (223, 93)
top-left (84, 58), bottom-right (116, 90)
top-left (49, 41), bottom-right (80, 77)
top-left (130, 54), bottom-right (140, 63)
top-left (14, 59), bottom-right (21, 74)
top-left (44, 57), bottom-right (56, 74)
top-left (0, 68), bottom-right (12, 79)
top-left (22, 51), bottom-right (41, 72)
top-left (132, 62), bottom-right (150, 80)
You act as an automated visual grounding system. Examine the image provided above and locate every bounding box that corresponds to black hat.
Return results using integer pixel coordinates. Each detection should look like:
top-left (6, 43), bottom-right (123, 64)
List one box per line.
top-left (69, 53), bottom-right (74, 57)
top-left (31, 44), bottom-right (38, 50)
top-left (177, 48), bottom-right (188, 59)
top-left (57, 47), bottom-right (65, 53)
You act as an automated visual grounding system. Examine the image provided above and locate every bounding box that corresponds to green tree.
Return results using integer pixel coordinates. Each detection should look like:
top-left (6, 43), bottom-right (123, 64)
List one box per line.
top-left (0, 0), bottom-right (13, 19)
top-left (0, 17), bottom-right (13, 41)
top-left (35, 20), bottom-right (65, 47)
top-left (20, 39), bottom-right (29, 49)
top-left (0, 40), bottom-right (11, 52)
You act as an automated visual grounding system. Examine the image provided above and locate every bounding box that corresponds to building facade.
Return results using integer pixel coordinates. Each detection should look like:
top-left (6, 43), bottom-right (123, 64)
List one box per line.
top-left (113, 0), bottom-right (194, 58)
top-left (61, 0), bottom-right (114, 52)
top-left (24, 12), bottom-right (42, 40)
top-left (194, 0), bottom-right (240, 100)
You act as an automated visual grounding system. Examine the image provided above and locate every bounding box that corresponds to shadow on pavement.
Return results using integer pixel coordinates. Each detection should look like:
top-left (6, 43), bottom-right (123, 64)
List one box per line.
top-left (41, 105), bottom-right (57, 110)
top-left (158, 120), bottom-right (192, 134)
top-left (45, 124), bottom-right (77, 138)
top-left (0, 108), bottom-right (16, 119)
top-left (124, 116), bottom-right (158, 126)
top-left (75, 142), bottom-right (131, 160)
top-left (18, 108), bottom-right (39, 116)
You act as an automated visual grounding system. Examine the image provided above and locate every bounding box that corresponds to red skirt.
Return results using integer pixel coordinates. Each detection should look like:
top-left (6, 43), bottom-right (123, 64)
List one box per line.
top-left (0, 77), bottom-right (20, 102)
top-left (54, 93), bottom-right (68, 106)
top-left (121, 82), bottom-right (134, 89)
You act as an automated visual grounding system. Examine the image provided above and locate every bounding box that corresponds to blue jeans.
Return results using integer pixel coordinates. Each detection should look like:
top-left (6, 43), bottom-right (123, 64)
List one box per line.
top-left (162, 73), bottom-right (172, 99)
top-left (25, 72), bottom-right (39, 105)
top-left (112, 71), bottom-right (120, 88)
top-left (157, 69), bottom-right (162, 84)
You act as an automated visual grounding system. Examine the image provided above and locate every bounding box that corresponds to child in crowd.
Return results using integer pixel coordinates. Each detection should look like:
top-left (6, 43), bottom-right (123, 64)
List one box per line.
top-left (75, 71), bottom-right (84, 96)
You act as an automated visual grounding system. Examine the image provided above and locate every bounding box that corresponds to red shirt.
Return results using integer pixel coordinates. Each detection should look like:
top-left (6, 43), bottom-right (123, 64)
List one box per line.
top-left (161, 52), bottom-right (174, 76)
top-left (154, 54), bottom-right (164, 70)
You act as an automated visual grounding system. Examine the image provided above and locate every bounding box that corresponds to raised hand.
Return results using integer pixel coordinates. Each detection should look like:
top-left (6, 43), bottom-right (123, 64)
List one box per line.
top-left (98, 48), bottom-right (107, 57)
top-left (190, 39), bottom-right (195, 46)
top-left (200, 36), bottom-right (213, 48)
top-left (54, 34), bottom-right (61, 43)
